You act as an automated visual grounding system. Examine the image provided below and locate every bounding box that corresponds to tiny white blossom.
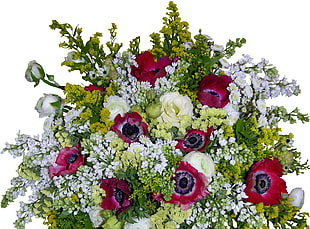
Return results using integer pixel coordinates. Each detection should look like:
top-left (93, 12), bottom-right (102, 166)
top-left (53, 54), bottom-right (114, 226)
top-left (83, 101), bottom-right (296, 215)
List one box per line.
top-left (211, 44), bottom-right (224, 52)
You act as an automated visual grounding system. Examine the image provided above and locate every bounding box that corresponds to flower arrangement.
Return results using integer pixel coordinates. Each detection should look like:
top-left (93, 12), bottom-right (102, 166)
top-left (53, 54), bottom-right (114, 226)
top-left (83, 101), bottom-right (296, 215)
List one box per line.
top-left (1, 1), bottom-right (310, 228)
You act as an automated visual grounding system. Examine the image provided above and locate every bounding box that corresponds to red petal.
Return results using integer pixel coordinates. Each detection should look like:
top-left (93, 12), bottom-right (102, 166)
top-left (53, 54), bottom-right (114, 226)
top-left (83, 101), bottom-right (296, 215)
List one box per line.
top-left (155, 55), bottom-right (171, 69)
top-left (136, 51), bottom-right (155, 71)
top-left (55, 144), bottom-right (81, 165)
top-left (48, 165), bottom-right (66, 178)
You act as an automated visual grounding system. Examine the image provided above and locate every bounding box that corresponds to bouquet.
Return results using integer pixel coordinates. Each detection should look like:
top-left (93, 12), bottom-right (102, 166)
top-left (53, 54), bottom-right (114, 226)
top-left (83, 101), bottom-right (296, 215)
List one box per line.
top-left (1, 2), bottom-right (309, 228)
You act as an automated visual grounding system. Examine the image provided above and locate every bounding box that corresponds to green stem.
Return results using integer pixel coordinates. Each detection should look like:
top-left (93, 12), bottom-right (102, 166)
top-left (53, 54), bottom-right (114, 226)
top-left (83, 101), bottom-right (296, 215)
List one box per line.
top-left (41, 78), bottom-right (64, 90)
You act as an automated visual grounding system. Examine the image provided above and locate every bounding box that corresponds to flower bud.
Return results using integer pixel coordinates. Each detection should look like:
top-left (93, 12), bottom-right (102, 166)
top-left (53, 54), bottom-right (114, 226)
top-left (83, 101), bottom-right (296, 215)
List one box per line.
top-left (182, 151), bottom-right (215, 179)
top-left (130, 105), bottom-right (143, 114)
top-left (65, 51), bottom-right (85, 63)
top-left (25, 60), bottom-right (45, 86)
top-left (289, 188), bottom-right (305, 208)
top-left (35, 94), bottom-right (63, 118)
top-left (146, 90), bottom-right (156, 101)
top-left (146, 103), bottom-right (162, 119)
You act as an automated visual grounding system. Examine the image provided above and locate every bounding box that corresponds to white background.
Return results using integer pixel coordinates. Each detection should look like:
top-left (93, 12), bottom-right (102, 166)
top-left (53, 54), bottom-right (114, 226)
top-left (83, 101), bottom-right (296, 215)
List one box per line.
top-left (0, 0), bottom-right (309, 228)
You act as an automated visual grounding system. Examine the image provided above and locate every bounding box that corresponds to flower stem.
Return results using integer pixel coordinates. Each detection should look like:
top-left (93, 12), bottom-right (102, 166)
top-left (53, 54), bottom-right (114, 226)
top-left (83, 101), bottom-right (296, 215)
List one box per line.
top-left (41, 78), bottom-right (64, 90)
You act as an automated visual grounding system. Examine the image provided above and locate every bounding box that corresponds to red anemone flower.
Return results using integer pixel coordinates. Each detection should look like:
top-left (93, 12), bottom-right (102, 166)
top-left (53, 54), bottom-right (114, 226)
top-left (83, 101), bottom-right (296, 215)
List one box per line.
top-left (197, 74), bottom-right (232, 108)
top-left (110, 112), bottom-right (148, 143)
top-left (48, 143), bottom-right (84, 178)
top-left (100, 178), bottom-right (132, 214)
top-left (84, 85), bottom-right (105, 92)
top-left (153, 161), bottom-right (209, 210)
top-left (244, 157), bottom-right (287, 205)
top-left (176, 127), bottom-right (213, 152)
top-left (130, 51), bottom-right (171, 86)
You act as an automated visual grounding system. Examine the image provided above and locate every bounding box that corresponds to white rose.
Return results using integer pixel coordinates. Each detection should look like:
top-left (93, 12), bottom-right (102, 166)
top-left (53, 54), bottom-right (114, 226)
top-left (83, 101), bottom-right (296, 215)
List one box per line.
top-left (124, 218), bottom-right (152, 229)
top-left (89, 206), bottom-right (104, 228)
top-left (182, 151), bottom-right (215, 179)
top-left (104, 96), bottom-right (130, 121)
top-left (35, 94), bottom-right (63, 118)
top-left (289, 188), bottom-right (305, 208)
top-left (158, 92), bottom-right (193, 127)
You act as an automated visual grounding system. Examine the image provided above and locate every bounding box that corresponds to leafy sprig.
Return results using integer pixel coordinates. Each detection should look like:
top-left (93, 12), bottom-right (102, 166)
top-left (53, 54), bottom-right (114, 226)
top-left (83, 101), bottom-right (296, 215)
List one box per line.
top-left (50, 20), bottom-right (122, 87)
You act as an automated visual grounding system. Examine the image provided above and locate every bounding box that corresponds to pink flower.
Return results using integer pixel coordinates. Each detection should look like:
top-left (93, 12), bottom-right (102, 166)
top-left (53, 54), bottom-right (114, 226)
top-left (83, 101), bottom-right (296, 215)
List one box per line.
top-left (110, 112), bottom-right (148, 143)
top-left (176, 128), bottom-right (213, 152)
top-left (197, 74), bottom-right (232, 108)
top-left (153, 161), bottom-right (208, 210)
top-left (130, 51), bottom-right (171, 86)
top-left (84, 85), bottom-right (105, 92)
top-left (244, 158), bottom-right (287, 205)
top-left (100, 178), bottom-right (132, 214)
top-left (48, 143), bottom-right (84, 178)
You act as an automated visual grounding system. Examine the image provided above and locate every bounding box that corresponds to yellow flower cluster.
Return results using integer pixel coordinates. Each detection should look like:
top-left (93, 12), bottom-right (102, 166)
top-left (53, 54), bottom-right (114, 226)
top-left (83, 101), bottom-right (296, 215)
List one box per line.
top-left (192, 107), bottom-right (228, 130)
top-left (54, 126), bottom-right (78, 147)
top-left (149, 121), bottom-right (174, 140)
top-left (64, 83), bottom-right (102, 108)
top-left (43, 210), bottom-right (57, 228)
top-left (151, 203), bottom-right (192, 229)
top-left (64, 83), bottom-right (114, 135)
top-left (114, 150), bottom-right (141, 171)
top-left (91, 185), bottom-right (106, 205)
top-left (149, 1), bottom-right (191, 59)
top-left (255, 198), bottom-right (308, 228)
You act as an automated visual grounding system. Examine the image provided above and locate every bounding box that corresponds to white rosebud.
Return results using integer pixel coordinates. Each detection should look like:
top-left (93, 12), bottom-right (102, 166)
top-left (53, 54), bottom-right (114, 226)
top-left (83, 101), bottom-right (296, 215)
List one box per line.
top-left (124, 218), bottom-right (152, 229)
top-left (25, 60), bottom-right (45, 85)
top-left (65, 51), bottom-right (85, 63)
top-left (289, 188), bottom-right (305, 208)
top-left (158, 92), bottom-right (193, 127)
top-left (35, 94), bottom-right (63, 118)
top-left (182, 151), bottom-right (215, 179)
top-left (104, 96), bottom-right (130, 121)
top-left (89, 206), bottom-right (104, 228)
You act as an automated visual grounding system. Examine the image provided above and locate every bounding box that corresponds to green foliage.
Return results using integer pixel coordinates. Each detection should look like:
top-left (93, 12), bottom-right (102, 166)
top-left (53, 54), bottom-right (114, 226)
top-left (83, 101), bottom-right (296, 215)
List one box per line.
top-left (224, 37), bottom-right (247, 58)
top-left (270, 106), bottom-right (310, 125)
top-left (128, 36), bottom-right (141, 55)
top-left (50, 20), bottom-right (122, 87)
top-left (234, 117), bottom-right (259, 147)
top-left (44, 210), bottom-right (94, 229)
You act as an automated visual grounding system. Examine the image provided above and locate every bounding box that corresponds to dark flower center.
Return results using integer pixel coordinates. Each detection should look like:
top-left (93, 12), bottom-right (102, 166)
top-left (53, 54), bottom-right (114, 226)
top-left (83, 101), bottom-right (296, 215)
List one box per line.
top-left (205, 89), bottom-right (220, 98)
top-left (122, 123), bottom-right (140, 141)
top-left (253, 173), bottom-right (271, 195)
top-left (183, 133), bottom-right (204, 150)
top-left (66, 154), bottom-right (79, 170)
top-left (114, 188), bottom-right (124, 205)
top-left (67, 154), bottom-right (78, 164)
top-left (150, 69), bottom-right (160, 74)
top-left (179, 177), bottom-right (188, 188)
top-left (174, 171), bottom-right (195, 195)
